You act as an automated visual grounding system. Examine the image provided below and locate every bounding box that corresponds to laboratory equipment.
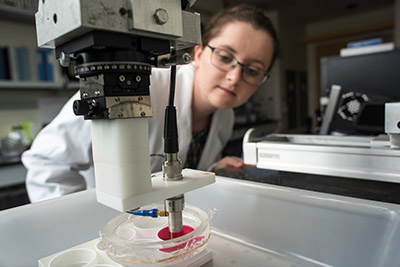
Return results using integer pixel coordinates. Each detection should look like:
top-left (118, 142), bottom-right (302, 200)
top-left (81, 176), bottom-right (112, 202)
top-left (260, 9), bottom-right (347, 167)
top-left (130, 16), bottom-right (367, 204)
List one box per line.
top-left (244, 102), bottom-right (400, 183)
top-left (385, 102), bottom-right (400, 147)
top-left (35, 0), bottom-right (214, 265)
top-left (319, 84), bottom-right (387, 135)
top-left (319, 50), bottom-right (400, 135)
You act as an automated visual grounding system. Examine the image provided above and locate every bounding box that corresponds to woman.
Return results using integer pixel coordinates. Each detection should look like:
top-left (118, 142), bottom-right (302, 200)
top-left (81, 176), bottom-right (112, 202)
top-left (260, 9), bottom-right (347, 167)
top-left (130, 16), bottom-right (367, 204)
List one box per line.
top-left (22, 4), bottom-right (279, 202)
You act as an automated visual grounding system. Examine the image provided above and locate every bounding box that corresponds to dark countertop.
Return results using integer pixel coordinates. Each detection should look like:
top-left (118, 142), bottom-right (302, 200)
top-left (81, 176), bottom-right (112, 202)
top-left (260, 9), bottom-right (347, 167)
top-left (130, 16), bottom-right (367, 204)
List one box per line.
top-left (0, 157), bottom-right (21, 167)
top-left (0, 162), bottom-right (27, 188)
top-left (215, 165), bottom-right (400, 205)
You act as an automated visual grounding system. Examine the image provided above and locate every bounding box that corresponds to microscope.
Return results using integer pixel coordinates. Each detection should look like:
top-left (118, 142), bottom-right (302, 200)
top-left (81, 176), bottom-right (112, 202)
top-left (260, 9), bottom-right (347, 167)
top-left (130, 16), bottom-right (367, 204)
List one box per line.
top-left (35, 0), bottom-right (215, 238)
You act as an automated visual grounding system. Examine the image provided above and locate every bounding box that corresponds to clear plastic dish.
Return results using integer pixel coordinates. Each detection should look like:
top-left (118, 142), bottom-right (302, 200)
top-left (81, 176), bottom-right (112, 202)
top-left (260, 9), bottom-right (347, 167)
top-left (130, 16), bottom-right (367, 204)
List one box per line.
top-left (98, 204), bottom-right (210, 266)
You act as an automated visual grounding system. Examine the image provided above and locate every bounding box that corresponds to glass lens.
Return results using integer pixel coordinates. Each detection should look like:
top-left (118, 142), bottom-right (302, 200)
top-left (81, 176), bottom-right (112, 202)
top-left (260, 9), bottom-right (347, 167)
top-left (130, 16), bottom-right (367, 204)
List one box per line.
top-left (243, 66), bottom-right (264, 85)
top-left (212, 49), bottom-right (234, 69)
top-left (210, 47), bottom-right (267, 85)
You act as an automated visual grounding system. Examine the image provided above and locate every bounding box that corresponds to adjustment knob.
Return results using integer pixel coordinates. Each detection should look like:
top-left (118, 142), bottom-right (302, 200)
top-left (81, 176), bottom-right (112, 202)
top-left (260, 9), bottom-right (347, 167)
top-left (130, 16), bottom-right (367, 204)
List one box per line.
top-left (73, 100), bottom-right (90, 116)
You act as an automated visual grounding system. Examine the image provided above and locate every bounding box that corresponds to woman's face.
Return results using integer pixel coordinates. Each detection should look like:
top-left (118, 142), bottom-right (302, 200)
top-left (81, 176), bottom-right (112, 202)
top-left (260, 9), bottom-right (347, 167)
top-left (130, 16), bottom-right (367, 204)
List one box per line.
top-left (193, 21), bottom-right (274, 111)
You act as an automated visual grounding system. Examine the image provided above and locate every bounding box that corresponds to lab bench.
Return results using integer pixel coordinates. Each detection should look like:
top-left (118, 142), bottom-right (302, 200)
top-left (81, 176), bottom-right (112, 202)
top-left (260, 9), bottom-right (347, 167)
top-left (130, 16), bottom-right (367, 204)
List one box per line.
top-left (216, 165), bottom-right (400, 205)
top-left (0, 163), bottom-right (29, 210)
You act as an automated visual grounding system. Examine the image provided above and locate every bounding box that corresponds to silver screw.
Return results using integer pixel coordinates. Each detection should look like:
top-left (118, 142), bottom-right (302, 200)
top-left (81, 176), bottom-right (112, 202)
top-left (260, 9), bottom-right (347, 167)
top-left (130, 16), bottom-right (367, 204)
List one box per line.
top-left (138, 96), bottom-right (143, 101)
top-left (94, 91), bottom-right (100, 96)
top-left (118, 112), bottom-right (123, 118)
top-left (115, 97), bottom-right (120, 102)
top-left (141, 112), bottom-right (146, 117)
top-left (119, 75), bottom-right (126, 82)
top-left (82, 93), bottom-right (88, 99)
top-left (182, 53), bottom-right (191, 64)
top-left (154, 8), bottom-right (168, 25)
top-left (136, 76), bottom-right (141, 82)
top-left (59, 52), bottom-right (70, 67)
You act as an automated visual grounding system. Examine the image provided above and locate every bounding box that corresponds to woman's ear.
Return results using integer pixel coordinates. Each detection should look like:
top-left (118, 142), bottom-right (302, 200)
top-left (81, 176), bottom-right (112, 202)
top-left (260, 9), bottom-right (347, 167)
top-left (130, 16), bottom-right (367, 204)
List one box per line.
top-left (193, 44), bottom-right (204, 67)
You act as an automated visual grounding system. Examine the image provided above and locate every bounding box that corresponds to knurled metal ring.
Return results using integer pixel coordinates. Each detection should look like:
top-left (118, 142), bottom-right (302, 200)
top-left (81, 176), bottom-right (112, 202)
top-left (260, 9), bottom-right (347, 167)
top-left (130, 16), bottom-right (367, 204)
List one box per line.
top-left (75, 62), bottom-right (151, 76)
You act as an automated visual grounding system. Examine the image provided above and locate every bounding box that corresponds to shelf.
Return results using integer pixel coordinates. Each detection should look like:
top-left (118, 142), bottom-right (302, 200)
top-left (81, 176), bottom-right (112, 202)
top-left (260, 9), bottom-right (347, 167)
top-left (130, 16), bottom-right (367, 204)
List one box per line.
top-left (0, 3), bottom-right (36, 24)
top-left (0, 81), bottom-right (79, 90)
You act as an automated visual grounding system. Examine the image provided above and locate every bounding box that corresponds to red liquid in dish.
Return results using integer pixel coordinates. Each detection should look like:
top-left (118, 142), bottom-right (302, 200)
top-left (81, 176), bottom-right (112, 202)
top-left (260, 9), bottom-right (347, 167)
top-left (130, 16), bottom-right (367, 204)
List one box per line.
top-left (158, 225), bottom-right (204, 253)
top-left (158, 225), bottom-right (194, 240)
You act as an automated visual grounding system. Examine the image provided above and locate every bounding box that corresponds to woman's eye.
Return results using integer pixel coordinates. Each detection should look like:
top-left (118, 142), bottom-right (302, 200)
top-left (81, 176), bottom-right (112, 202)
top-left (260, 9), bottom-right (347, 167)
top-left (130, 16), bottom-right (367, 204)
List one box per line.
top-left (246, 67), bottom-right (261, 77)
top-left (217, 52), bottom-right (233, 64)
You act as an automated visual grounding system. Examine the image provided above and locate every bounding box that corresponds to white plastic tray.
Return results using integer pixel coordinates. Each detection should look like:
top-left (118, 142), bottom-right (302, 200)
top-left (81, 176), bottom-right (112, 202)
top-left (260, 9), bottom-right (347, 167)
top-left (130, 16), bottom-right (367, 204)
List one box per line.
top-left (187, 177), bottom-right (400, 267)
top-left (38, 239), bottom-right (213, 267)
top-left (1, 176), bottom-right (400, 267)
top-left (38, 229), bottom-right (306, 267)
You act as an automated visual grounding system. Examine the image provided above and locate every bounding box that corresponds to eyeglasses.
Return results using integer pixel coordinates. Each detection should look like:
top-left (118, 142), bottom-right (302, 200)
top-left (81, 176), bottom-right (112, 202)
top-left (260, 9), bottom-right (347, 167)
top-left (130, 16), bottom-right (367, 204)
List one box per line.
top-left (206, 44), bottom-right (269, 85)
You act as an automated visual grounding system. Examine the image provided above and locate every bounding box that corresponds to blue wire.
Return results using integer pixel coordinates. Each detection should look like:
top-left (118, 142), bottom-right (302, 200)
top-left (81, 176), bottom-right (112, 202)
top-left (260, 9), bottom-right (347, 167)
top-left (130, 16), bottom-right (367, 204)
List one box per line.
top-left (133, 209), bottom-right (159, 218)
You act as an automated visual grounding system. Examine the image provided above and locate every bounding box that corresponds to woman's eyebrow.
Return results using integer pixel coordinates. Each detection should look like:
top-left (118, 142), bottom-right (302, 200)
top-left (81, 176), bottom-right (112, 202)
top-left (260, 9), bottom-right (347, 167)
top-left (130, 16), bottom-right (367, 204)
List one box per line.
top-left (217, 45), bottom-right (267, 68)
top-left (247, 59), bottom-right (267, 67)
top-left (216, 45), bottom-right (237, 54)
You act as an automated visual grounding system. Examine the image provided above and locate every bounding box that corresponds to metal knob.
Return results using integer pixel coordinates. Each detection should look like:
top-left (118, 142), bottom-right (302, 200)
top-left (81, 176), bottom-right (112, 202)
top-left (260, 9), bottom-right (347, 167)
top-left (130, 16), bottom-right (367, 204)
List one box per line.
top-left (59, 52), bottom-right (70, 67)
top-left (73, 100), bottom-right (90, 116)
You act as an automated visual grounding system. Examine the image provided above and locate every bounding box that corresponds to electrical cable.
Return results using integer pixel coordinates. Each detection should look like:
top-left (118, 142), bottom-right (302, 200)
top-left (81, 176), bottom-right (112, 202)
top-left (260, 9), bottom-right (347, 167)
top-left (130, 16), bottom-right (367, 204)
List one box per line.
top-left (164, 51), bottom-right (179, 154)
top-left (168, 65), bottom-right (176, 107)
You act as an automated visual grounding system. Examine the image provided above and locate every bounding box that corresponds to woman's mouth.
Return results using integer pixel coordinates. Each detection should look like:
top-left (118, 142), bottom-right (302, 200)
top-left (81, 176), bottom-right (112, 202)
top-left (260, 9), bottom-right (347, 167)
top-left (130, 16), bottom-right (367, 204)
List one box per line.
top-left (218, 86), bottom-right (237, 96)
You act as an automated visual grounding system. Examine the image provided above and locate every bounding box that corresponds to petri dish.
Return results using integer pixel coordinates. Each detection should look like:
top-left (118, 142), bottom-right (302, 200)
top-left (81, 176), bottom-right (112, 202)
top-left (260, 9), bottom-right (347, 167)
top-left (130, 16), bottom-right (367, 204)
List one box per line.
top-left (99, 204), bottom-right (210, 266)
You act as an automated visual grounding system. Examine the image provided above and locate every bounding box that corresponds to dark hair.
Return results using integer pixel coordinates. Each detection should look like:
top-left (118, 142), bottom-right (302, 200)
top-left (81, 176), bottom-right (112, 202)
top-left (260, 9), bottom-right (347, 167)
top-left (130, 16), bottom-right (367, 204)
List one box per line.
top-left (202, 4), bottom-right (279, 72)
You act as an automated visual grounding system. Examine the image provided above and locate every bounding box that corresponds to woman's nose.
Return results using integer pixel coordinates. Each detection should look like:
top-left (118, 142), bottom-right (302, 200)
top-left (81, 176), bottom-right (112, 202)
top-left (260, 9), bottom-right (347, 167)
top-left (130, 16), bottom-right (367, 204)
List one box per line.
top-left (225, 64), bottom-right (242, 84)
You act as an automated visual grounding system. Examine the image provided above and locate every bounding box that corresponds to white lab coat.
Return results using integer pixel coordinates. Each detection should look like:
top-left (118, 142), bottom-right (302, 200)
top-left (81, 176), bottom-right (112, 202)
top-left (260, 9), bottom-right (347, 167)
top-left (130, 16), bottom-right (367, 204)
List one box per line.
top-left (22, 64), bottom-right (234, 202)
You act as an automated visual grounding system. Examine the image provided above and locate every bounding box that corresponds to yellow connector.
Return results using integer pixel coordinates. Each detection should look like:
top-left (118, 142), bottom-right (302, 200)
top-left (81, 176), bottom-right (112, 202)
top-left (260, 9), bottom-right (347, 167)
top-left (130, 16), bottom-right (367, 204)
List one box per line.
top-left (157, 210), bottom-right (169, 217)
